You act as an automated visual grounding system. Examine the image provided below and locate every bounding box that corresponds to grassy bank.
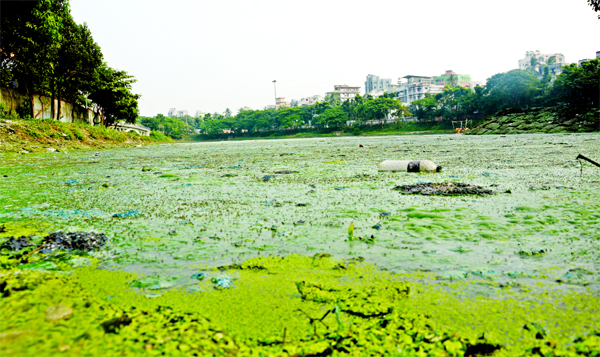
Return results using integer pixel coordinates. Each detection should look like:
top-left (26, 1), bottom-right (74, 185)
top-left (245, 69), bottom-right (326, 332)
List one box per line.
top-left (0, 119), bottom-right (171, 154)
top-left (190, 120), bottom-right (470, 141)
top-left (468, 107), bottom-right (599, 135)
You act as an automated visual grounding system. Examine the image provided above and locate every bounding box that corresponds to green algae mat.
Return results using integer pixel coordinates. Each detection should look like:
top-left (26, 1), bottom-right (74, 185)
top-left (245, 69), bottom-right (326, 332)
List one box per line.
top-left (1, 133), bottom-right (600, 356)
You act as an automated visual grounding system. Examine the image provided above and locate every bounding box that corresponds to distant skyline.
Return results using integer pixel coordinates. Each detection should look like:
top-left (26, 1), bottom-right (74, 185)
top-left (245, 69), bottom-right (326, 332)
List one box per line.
top-left (69, 0), bottom-right (598, 117)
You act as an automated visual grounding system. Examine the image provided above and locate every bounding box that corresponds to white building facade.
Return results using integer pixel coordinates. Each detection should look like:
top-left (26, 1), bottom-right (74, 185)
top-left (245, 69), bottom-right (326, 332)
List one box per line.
top-left (518, 50), bottom-right (565, 76)
top-left (393, 76), bottom-right (445, 105)
top-left (290, 95), bottom-right (324, 107)
top-left (326, 85), bottom-right (361, 101)
top-left (365, 74), bottom-right (392, 94)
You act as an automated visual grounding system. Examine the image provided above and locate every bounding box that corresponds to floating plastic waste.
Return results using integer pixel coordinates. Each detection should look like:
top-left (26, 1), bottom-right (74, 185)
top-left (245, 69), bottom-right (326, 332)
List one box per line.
top-left (378, 160), bottom-right (441, 173)
top-left (394, 182), bottom-right (494, 196)
top-left (192, 272), bottom-right (206, 280)
top-left (212, 276), bottom-right (231, 289)
top-left (113, 210), bottom-right (142, 218)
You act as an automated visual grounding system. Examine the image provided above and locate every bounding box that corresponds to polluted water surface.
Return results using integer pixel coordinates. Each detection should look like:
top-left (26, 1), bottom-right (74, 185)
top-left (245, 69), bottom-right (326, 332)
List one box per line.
top-left (1, 134), bottom-right (599, 291)
top-left (1, 133), bottom-right (600, 354)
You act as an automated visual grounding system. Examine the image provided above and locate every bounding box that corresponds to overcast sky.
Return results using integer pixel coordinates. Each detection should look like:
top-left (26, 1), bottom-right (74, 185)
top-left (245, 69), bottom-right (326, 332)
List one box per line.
top-left (69, 0), bottom-right (598, 117)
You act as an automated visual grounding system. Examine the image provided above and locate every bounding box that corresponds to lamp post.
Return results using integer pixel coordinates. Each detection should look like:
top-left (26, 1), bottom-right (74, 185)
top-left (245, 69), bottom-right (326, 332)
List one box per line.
top-left (272, 80), bottom-right (277, 108)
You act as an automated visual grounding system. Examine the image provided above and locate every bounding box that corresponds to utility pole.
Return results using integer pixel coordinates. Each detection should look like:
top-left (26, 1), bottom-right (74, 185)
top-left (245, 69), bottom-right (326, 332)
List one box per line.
top-left (272, 80), bottom-right (277, 108)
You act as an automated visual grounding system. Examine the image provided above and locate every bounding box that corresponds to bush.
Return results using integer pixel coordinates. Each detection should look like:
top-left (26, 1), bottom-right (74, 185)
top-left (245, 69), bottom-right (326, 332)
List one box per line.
top-left (150, 131), bottom-right (171, 142)
top-left (352, 127), bottom-right (362, 136)
top-left (72, 128), bottom-right (85, 140)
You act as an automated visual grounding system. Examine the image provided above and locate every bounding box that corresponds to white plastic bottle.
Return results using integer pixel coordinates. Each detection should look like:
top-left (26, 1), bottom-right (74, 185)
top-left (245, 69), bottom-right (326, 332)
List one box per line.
top-left (378, 160), bottom-right (441, 173)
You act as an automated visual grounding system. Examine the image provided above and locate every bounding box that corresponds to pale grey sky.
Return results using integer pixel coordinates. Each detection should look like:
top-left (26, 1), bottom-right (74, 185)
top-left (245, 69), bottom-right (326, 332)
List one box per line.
top-left (69, 0), bottom-right (598, 117)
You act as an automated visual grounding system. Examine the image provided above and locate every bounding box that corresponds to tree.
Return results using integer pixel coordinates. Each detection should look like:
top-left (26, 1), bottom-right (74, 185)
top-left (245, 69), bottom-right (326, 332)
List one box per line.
top-left (1, 0), bottom-right (68, 117)
top-left (53, 17), bottom-right (103, 120)
top-left (276, 107), bottom-right (303, 129)
top-left (324, 92), bottom-right (341, 107)
top-left (549, 59), bottom-right (599, 113)
top-left (529, 56), bottom-right (539, 74)
top-left (588, 0), bottom-right (600, 18)
top-left (315, 107), bottom-right (348, 128)
top-left (447, 73), bottom-right (458, 87)
top-left (484, 70), bottom-right (541, 112)
top-left (299, 105), bottom-right (316, 127)
top-left (356, 97), bottom-right (405, 127)
top-left (339, 95), bottom-right (362, 124)
top-left (201, 115), bottom-right (224, 135)
top-left (1, 0), bottom-right (139, 125)
top-left (412, 94), bottom-right (439, 120)
top-left (88, 63), bottom-right (140, 126)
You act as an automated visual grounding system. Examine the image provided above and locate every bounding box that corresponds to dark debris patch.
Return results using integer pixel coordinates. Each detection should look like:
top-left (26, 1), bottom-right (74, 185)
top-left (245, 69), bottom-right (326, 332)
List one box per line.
top-left (40, 232), bottom-right (108, 253)
top-left (394, 182), bottom-right (494, 196)
top-left (0, 236), bottom-right (36, 251)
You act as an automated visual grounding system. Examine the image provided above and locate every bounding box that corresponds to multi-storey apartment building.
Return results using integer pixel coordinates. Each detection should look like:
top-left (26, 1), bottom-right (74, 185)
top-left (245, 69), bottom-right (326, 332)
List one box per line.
top-left (434, 70), bottom-right (473, 87)
top-left (518, 50), bottom-right (565, 70)
top-left (290, 95), bottom-right (324, 107)
top-left (275, 97), bottom-right (287, 108)
top-left (394, 75), bottom-right (445, 105)
top-left (518, 50), bottom-right (565, 76)
top-left (365, 74), bottom-right (392, 94)
top-left (326, 85), bottom-right (361, 101)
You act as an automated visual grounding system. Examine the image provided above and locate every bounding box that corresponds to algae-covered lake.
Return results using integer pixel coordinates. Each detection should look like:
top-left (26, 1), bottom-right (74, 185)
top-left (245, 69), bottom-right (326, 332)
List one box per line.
top-left (1, 133), bottom-right (600, 356)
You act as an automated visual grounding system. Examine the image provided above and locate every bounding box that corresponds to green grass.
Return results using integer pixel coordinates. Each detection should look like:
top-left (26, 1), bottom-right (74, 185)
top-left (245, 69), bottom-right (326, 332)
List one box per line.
top-left (0, 118), bottom-right (171, 153)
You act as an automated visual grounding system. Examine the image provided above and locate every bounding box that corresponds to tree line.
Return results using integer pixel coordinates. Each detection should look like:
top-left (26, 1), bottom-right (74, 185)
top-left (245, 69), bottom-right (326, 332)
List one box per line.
top-left (1, 0), bottom-right (140, 126)
top-left (141, 56), bottom-right (598, 139)
top-left (412, 60), bottom-right (599, 122)
top-left (139, 94), bottom-right (412, 139)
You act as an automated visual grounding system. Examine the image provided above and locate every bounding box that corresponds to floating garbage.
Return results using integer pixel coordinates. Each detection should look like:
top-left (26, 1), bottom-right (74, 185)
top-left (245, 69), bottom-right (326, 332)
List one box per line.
top-left (378, 160), bottom-right (441, 173)
top-left (40, 232), bottom-right (108, 253)
top-left (274, 170), bottom-right (298, 174)
top-left (192, 272), bottom-right (206, 280)
top-left (2, 232), bottom-right (108, 253)
top-left (0, 235), bottom-right (35, 251)
top-left (212, 276), bottom-right (231, 289)
top-left (113, 210), bottom-right (142, 218)
top-left (394, 182), bottom-right (494, 196)
top-left (518, 248), bottom-right (548, 256)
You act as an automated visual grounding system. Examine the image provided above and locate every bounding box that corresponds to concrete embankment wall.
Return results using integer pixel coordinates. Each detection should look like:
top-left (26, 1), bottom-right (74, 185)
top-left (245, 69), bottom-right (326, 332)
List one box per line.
top-left (0, 87), bottom-right (97, 124)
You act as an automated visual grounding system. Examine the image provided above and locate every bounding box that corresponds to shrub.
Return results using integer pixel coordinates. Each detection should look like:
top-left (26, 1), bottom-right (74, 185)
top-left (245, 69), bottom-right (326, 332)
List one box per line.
top-left (72, 128), bottom-right (85, 140)
top-left (150, 131), bottom-right (171, 142)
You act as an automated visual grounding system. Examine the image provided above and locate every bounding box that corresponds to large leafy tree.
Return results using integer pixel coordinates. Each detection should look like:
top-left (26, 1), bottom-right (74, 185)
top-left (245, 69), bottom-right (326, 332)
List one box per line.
top-left (139, 114), bottom-right (189, 139)
top-left (549, 59), bottom-right (599, 113)
top-left (339, 94), bottom-right (363, 124)
top-left (484, 70), bottom-right (541, 112)
top-left (276, 107), bottom-right (304, 128)
top-left (356, 97), bottom-right (406, 127)
top-left (88, 63), bottom-right (140, 126)
top-left (1, 0), bottom-right (68, 117)
top-left (53, 17), bottom-right (103, 120)
top-left (1, 0), bottom-right (138, 125)
top-left (315, 107), bottom-right (348, 128)
top-left (412, 94), bottom-right (439, 120)
top-left (324, 92), bottom-right (341, 107)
